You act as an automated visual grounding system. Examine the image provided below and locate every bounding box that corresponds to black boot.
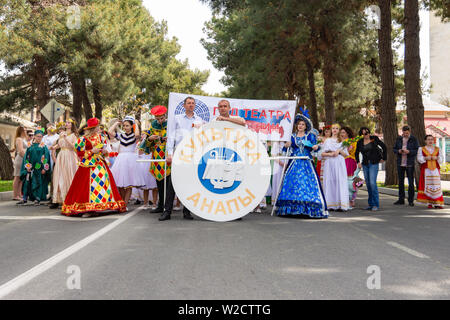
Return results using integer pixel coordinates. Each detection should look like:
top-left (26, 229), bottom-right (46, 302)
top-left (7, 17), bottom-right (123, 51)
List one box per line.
top-left (159, 211), bottom-right (171, 221)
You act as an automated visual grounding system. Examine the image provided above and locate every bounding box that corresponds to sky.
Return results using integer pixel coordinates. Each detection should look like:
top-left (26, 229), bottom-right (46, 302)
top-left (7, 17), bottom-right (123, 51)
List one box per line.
top-left (142, 0), bottom-right (227, 95)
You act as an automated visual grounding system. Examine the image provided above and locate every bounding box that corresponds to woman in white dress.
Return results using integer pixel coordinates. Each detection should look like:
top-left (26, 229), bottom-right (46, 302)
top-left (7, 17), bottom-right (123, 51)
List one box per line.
top-left (49, 119), bottom-right (79, 209)
top-left (320, 124), bottom-right (349, 211)
top-left (137, 136), bottom-right (157, 209)
top-left (108, 116), bottom-right (145, 206)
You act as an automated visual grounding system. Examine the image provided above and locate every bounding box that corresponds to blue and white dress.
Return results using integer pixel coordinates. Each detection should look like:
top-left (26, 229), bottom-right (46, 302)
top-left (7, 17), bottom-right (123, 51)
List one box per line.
top-left (275, 133), bottom-right (328, 218)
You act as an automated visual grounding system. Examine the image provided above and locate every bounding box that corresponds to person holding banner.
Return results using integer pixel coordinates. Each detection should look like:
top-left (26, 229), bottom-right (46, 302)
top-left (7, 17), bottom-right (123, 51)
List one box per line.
top-left (163, 97), bottom-right (204, 221)
top-left (214, 99), bottom-right (246, 126)
top-left (274, 114), bottom-right (328, 218)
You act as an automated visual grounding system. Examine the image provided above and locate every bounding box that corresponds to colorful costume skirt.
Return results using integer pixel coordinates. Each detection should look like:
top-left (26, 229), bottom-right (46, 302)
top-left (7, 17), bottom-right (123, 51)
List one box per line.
top-left (62, 160), bottom-right (127, 216)
top-left (345, 158), bottom-right (357, 177)
top-left (417, 166), bottom-right (444, 205)
top-left (275, 158), bottom-right (328, 218)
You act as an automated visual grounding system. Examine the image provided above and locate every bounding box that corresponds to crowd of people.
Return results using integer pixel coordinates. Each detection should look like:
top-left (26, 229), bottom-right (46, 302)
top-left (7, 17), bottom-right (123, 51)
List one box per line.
top-left (9, 97), bottom-right (446, 221)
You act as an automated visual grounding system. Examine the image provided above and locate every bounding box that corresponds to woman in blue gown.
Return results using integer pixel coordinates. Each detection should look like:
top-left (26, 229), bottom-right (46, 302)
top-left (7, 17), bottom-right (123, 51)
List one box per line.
top-left (275, 114), bottom-right (328, 218)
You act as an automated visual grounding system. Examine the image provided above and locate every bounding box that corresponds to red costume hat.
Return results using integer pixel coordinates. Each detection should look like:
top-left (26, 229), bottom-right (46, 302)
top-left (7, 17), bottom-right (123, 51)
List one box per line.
top-left (150, 105), bottom-right (167, 116)
top-left (85, 117), bottom-right (100, 129)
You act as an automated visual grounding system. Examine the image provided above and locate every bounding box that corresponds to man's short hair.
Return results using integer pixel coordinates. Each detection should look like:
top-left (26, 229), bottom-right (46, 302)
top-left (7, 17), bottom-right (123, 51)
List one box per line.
top-left (184, 96), bottom-right (195, 105)
top-left (218, 99), bottom-right (230, 107)
top-left (402, 125), bottom-right (410, 131)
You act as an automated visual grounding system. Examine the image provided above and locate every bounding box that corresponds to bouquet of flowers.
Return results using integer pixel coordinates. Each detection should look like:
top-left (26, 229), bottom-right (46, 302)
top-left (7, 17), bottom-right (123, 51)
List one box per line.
top-left (342, 136), bottom-right (362, 148)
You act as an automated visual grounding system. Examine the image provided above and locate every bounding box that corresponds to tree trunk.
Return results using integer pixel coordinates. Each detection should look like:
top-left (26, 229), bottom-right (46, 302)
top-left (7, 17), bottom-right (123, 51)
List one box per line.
top-left (405, 0), bottom-right (426, 190)
top-left (81, 79), bottom-right (93, 120)
top-left (404, 0), bottom-right (426, 144)
top-left (0, 136), bottom-right (14, 180)
top-left (306, 60), bottom-right (319, 129)
top-left (92, 82), bottom-right (103, 121)
top-left (69, 73), bottom-right (83, 125)
top-left (322, 58), bottom-right (335, 125)
top-left (378, 0), bottom-right (399, 186)
top-left (33, 55), bottom-right (51, 126)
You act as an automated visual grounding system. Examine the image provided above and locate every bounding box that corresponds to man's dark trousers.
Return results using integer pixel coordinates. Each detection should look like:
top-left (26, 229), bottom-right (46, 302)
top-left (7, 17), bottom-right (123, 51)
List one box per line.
top-left (157, 175), bottom-right (190, 215)
top-left (397, 165), bottom-right (415, 204)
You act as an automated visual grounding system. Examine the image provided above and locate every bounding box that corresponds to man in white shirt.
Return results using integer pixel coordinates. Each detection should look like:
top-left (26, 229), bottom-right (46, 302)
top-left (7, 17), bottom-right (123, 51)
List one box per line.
top-left (160, 97), bottom-right (203, 221)
top-left (213, 99), bottom-right (246, 126)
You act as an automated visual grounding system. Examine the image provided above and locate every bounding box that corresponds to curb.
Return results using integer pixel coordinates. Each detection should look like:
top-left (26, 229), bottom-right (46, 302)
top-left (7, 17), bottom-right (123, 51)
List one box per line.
top-left (0, 191), bottom-right (13, 201)
top-left (362, 186), bottom-right (450, 205)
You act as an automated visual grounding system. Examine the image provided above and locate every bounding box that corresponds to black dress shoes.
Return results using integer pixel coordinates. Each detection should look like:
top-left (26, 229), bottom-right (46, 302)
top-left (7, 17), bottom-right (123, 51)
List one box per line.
top-left (183, 212), bottom-right (194, 220)
top-left (393, 200), bottom-right (405, 205)
top-left (158, 211), bottom-right (171, 221)
top-left (150, 207), bottom-right (164, 214)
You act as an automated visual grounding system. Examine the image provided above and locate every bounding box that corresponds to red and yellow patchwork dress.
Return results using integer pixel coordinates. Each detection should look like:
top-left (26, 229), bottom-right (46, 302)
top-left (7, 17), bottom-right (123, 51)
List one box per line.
top-left (62, 133), bottom-right (126, 216)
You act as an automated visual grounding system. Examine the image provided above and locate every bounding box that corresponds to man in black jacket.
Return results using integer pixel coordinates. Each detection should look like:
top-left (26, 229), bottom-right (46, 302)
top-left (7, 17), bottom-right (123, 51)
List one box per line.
top-left (393, 126), bottom-right (419, 206)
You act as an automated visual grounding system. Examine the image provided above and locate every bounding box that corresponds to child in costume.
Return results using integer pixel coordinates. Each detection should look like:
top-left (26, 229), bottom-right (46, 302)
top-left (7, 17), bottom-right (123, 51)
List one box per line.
top-left (18, 129), bottom-right (52, 206)
top-left (109, 116), bottom-right (146, 205)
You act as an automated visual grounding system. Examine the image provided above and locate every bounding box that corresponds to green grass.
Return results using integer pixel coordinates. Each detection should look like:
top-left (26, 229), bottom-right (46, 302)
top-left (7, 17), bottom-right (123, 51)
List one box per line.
top-left (0, 180), bottom-right (13, 192)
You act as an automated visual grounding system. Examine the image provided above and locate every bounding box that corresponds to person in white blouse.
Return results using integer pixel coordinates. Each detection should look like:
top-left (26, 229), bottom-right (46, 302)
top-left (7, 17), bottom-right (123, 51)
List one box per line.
top-left (416, 135), bottom-right (445, 209)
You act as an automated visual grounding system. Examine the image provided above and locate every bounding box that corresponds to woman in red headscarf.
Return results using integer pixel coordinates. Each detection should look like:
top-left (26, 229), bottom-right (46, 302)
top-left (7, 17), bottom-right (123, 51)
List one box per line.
top-left (62, 118), bottom-right (127, 216)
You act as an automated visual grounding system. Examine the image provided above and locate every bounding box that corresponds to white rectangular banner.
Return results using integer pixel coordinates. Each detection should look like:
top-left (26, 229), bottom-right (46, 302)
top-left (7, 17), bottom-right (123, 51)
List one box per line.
top-left (167, 92), bottom-right (296, 142)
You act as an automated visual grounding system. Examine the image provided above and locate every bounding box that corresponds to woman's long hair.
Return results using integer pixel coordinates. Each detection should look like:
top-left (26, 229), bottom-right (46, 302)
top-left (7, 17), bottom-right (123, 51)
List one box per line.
top-left (14, 126), bottom-right (26, 146)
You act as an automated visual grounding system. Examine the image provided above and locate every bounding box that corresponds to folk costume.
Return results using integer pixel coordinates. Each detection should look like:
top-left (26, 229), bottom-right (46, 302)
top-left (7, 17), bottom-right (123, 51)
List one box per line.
top-left (344, 140), bottom-right (358, 177)
top-left (275, 114), bottom-right (328, 218)
top-left (62, 118), bottom-right (126, 216)
top-left (416, 145), bottom-right (444, 206)
top-left (20, 129), bottom-right (52, 204)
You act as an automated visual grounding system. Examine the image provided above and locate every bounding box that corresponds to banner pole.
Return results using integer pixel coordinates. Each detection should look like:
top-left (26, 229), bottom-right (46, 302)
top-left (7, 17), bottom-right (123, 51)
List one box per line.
top-left (271, 147), bottom-right (290, 216)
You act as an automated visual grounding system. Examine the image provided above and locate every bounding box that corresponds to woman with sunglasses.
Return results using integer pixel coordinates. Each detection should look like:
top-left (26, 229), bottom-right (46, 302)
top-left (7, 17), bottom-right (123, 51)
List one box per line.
top-left (355, 127), bottom-right (387, 211)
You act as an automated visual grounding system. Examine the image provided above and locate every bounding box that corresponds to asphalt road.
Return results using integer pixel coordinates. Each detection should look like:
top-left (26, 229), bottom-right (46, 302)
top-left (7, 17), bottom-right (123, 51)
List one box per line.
top-left (0, 191), bottom-right (449, 300)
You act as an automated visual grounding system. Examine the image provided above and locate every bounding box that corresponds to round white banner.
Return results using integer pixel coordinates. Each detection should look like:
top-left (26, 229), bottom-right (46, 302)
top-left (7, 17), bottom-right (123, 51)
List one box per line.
top-left (171, 121), bottom-right (271, 222)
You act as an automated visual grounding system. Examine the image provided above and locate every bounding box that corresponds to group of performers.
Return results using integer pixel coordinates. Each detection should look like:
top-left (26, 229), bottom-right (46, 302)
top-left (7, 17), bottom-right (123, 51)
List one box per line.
top-left (12, 99), bottom-right (445, 219)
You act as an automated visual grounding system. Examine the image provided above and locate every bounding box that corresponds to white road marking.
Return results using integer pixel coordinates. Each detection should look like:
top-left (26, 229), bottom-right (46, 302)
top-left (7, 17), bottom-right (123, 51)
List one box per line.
top-left (0, 215), bottom-right (121, 221)
top-left (0, 208), bottom-right (140, 299)
top-left (386, 241), bottom-right (430, 259)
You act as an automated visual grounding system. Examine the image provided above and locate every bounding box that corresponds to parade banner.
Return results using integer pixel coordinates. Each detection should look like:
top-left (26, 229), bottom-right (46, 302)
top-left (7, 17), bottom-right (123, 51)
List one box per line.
top-left (167, 92), bottom-right (296, 141)
top-left (172, 122), bottom-right (271, 222)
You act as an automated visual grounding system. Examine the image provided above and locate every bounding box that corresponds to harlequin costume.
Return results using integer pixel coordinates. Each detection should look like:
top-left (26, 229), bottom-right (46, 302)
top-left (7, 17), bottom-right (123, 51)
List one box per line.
top-left (139, 105), bottom-right (171, 211)
top-left (62, 118), bottom-right (126, 216)
top-left (20, 129), bottom-right (52, 204)
top-left (140, 106), bottom-right (171, 181)
top-left (416, 145), bottom-right (444, 206)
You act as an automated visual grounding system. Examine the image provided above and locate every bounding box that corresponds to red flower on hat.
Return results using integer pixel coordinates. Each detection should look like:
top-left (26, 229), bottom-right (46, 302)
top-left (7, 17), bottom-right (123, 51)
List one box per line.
top-left (151, 105), bottom-right (167, 116)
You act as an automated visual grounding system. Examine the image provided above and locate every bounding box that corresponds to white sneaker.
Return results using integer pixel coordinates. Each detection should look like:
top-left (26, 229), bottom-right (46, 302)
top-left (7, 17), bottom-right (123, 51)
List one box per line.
top-left (173, 206), bottom-right (181, 211)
